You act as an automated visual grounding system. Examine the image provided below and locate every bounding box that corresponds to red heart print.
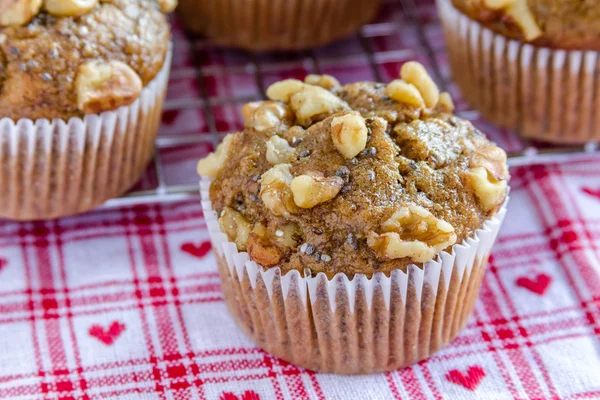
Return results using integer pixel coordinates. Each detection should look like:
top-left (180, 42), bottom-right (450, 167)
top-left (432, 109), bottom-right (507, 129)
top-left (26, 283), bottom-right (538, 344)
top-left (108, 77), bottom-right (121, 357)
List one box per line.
top-left (516, 273), bottom-right (552, 295)
top-left (181, 241), bottom-right (212, 258)
top-left (161, 109), bottom-right (180, 125)
top-left (220, 391), bottom-right (260, 400)
top-left (89, 321), bottom-right (126, 345)
top-left (0, 258), bottom-right (7, 272)
top-left (582, 187), bottom-right (600, 200)
top-left (445, 366), bottom-right (486, 391)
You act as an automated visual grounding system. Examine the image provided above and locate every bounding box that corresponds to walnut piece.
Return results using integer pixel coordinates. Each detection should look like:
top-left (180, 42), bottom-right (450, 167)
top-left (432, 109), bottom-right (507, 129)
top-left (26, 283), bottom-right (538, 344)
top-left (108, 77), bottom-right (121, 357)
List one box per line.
top-left (304, 74), bottom-right (341, 90)
top-left (260, 164), bottom-right (299, 217)
top-left (483, 0), bottom-right (541, 40)
top-left (290, 85), bottom-right (349, 127)
top-left (0, 0), bottom-right (42, 26)
top-left (219, 207), bottom-right (252, 251)
top-left (196, 134), bottom-right (234, 177)
top-left (266, 79), bottom-right (305, 102)
top-left (247, 233), bottom-right (283, 267)
top-left (400, 61), bottom-right (439, 108)
top-left (367, 205), bottom-right (457, 263)
top-left (470, 145), bottom-right (509, 181)
top-left (45, 0), bottom-right (97, 17)
top-left (330, 113), bottom-right (368, 159)
top-left (266, 136), bottom-right (296, 165)
top-left (437, 92), bottom-right (455, 113)
top-left (465, 167), bottom-right (508, 213)
top-left (385, 80), bottom-right (425, 107)
top-left (290, 173), bottom-right (344, 209)
top-left (157, 0), bottom-right (177, 13)
top-left (243, 101), bottom-right (293, 132)
top-left (76, 60), bottom-right (142, 114)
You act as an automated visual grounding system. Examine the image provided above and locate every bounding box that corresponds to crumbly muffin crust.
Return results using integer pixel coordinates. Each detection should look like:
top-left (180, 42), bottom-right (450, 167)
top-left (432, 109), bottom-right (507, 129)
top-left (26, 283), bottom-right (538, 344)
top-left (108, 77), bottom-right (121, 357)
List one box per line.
top-left (451, 0), bottom-right (600, 50)
top-left (199, 64), bottom-right (509, 278)
top-left (0, 0), bottom-right (173, 121)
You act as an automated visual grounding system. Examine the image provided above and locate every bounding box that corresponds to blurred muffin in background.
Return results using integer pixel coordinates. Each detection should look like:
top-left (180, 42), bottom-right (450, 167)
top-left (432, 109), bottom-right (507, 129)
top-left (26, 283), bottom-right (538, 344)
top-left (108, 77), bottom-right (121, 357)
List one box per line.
top-left (0, 0), bottom-right (175, 220)
top-left (176, 0), bottom-right (380, 51)
top-left (438, 0), bottom-right (600, 144)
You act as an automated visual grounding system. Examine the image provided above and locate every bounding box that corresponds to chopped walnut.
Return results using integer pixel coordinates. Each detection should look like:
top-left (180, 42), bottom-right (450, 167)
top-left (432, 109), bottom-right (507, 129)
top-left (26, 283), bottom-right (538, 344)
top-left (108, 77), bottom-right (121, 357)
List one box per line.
top-left (330, 113), bottom-right (368, 159)
top-left (157, 0), bottom-right (177, 13)
top-left (470, 145), bottom-right (509, 181)
top-left (290, 85), bottom-right (349, 127)
top-left (304, 74), bottom-right (341, 90)
top-left (266, 136), bottom-right (296, 165)
top-left (196, 134), bottom-right (234, 178)
top-left (247, 233), bottom-right (283, 267)
top-left (76, 60), bottom-right (142, 114)
top-left (367, 205), bottom-right (457, 262)
top-left (266, 79), bottom-right (305, 102)
top-left (465, 167), bottom-right (508, 213)
top-left (483, 0), bottom-right (541, 40)
top-left (400, 61), bottom-right (439, 108)
top-left (45, 0), bottom-right (98, 17)
top-left (219, 207), bottom-right (252, 251)
top-left (0, 0), bottom-right (42, 26)
top-left (290, 173), bottom-right (344, 208)
top-left (385, 80), bottom-right (425, 108)
top-left (260, 164), bottom-right (299, 217)
top-left (437, 92), bottom-right (455, 113)
top-left (243, 101), bottom-right (294, 132)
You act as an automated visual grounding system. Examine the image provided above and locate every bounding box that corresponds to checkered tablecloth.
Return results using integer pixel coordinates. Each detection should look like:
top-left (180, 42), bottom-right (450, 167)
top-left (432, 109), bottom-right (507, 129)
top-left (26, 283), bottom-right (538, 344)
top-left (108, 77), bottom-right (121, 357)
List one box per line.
top-left (1, 1), bottom-right (600, 399)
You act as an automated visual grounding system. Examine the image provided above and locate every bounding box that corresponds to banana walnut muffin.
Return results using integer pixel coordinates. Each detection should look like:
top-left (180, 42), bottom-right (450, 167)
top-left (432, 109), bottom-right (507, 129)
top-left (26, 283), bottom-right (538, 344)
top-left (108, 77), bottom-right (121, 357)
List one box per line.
top-left (0, 0), bottom-right (175, 121)
top-left (198, 63), bottom-right (509, 278)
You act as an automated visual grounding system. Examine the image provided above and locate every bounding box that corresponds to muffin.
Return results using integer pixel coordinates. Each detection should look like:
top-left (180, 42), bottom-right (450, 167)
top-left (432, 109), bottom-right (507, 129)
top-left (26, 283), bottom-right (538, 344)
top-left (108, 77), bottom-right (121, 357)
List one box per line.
top-left (0, 0), bottom-right (175, 220)
top-left (176, 0), bottom-right (380, 51)
top-left (197, 62), bottom-right (509, 374)
top-left (438, 0), bottom-right (600, 144)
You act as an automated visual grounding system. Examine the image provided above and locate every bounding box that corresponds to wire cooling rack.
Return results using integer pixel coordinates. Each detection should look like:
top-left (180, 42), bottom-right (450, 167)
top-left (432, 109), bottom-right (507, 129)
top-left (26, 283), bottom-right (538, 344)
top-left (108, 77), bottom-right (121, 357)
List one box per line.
top-left (105, 0), bottom-right (600, 208)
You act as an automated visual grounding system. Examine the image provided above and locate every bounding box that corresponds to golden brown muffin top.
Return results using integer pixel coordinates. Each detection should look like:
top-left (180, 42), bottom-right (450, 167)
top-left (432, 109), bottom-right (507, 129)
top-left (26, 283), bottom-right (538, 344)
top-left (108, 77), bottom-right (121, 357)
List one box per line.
top-left (0, 0), bottom-right (175, 121)
top-left (451, 0), bottom-right (600, 50)
top-left (198, 63), bottom-right (509, 279)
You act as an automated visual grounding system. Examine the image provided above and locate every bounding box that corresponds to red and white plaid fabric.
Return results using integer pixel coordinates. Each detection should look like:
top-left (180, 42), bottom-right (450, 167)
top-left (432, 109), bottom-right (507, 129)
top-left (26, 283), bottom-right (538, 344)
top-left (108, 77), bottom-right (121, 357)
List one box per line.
top-left (1, 1), bottom-right (600, 399)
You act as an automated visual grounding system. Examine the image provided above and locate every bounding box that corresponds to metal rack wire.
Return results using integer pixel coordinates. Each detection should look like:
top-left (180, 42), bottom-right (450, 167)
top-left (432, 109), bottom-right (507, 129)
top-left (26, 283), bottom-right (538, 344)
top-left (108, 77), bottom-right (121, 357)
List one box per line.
top-left (105, 0), bottom-right (599, 208)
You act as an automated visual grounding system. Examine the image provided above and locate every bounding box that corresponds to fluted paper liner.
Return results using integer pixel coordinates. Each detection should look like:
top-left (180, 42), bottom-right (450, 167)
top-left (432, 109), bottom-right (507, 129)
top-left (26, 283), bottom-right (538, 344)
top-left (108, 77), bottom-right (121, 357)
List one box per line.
top-left (438, 0), bottom-right (600, 144)
top-left (200, 177), bottom-right (507, 374)
top-left (0, 49), bottom-right (172, 221)
top-left (176, 0), bottom-right (379, 51)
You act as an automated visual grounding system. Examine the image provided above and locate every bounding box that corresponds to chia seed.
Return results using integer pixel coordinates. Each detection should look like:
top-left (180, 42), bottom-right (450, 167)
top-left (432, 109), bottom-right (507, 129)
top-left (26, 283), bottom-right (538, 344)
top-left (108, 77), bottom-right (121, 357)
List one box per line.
top-left (79, 26), bottom-right (89, 36)
top-left (305, 244), bottom-right (315, 256)
top-left (359, 147), bottom-right (376, 158)
top-left (409, 161), bottom-right (418, 170)
top-left (312, 228), bottom-right (324, 235)
top-left (27, 60), bottom-right (37, 69)
top-left (299, 150), bottom-right (311, 158)
top-left (374, 83), bottom-right (383, 89)
top-left (350, 158), bottom-right (358, 165)
top-left (290, 137), bottom-right (303, 147)
top-left (19, 63), bottom-right (27, 72)
top-left (49, 48), bottom-right (59, 59)
top-left (335, 166), bottom-right (350, 178)
top-left (40, 73), bottom-right (52, 82)
top-left (320, 254), bottom-right (332, 263)
top-left (365, 117), bottom-right (374, 124)
top-left (367, 170), bottom-right (375, 181)
top-left (251, 174), bottom-right (261, 182)
top-left (275, 230), bottom-right (284, 237)
top-left (300, 243), bottom-right (308, 253)
top-left (313, 251), bottom-right (321, 261)
top-left (9, 47), bottom-right (19, 55)
top-left (341, 185), bottom-right (351, 194)
top-left (249, 193), bottom-right (259, 202)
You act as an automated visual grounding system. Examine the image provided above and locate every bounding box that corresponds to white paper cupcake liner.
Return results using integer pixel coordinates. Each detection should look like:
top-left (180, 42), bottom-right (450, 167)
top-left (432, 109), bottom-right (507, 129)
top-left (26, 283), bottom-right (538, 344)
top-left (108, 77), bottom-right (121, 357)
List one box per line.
top-left (200, 176), bottom-right (508, 374)
top-left (0, 47), bottom-right (172, 221)
top-left (437, 0), bottom-right (600, 144)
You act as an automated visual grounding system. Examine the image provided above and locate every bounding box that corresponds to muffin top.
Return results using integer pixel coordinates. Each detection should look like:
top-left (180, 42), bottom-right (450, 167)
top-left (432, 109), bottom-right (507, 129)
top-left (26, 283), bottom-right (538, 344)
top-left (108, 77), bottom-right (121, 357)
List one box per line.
top-left (198, 63), bottom-right (509, 279)
top-left (0, 0), bottom-right (175, 121)
top-left (451, 0), bottom-right (600, 50)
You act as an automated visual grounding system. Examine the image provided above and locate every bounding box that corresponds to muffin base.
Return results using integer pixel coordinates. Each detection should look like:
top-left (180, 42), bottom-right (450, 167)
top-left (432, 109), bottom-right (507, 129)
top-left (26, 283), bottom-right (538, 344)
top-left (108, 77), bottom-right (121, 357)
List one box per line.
top-left (0, 48), bottom-right (172, 221)
top-left (201, 177), bottom-right (507, 375)
top-left (438, 0), bottom-right (600, 144)
top-left (176, 0), bottom-right (380, 51)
